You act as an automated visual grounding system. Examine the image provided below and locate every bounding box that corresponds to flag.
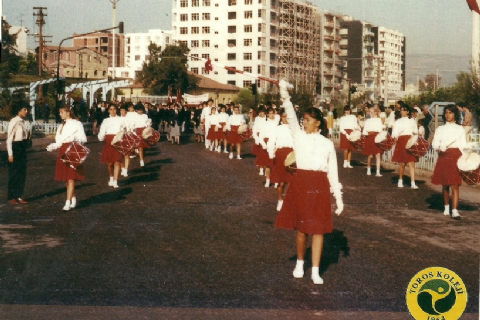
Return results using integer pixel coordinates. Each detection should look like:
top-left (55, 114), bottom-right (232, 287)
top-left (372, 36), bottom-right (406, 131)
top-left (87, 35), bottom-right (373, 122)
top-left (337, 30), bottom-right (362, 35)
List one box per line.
top-left (467, 0), bottom-right (480, 14)
top-left (205, 58), bottom-right (213, 74)
top-left (167, 87), bottom-right (172, 104)
top-left (175, 89), bottom-right (182, 103)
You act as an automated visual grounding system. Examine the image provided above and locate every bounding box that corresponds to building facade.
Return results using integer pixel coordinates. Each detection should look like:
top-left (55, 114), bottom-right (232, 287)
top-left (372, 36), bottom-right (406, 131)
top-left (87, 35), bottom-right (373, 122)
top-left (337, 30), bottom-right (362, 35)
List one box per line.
top-left (9, 26), bottom-right (29, 57)
top-left (73, 32), bottom-right (125, 72)
top-left (112, 29), bottom-right (174, 79)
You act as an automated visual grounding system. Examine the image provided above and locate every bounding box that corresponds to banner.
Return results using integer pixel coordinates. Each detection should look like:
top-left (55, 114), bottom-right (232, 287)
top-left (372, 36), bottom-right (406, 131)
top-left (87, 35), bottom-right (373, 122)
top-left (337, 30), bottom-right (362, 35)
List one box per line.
top-left (183, 93), bottom-right (209, 105)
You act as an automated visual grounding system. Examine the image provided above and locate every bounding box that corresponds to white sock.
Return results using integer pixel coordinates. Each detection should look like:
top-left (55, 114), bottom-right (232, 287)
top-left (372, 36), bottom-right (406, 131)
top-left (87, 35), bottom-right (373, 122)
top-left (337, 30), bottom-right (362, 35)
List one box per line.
top-left (71, 197), bottom-right (76, 207)
top-left (444, 205), bottom-right (450, 214)
top-left (109, 177), bottom-right (114, 182)
top-left (296, 260), bottom-right (304, 268)
top-left (259, 168), bottom-right (264, 175)
top-left (312, 266), bottom-right (320, 277)
top-left (452, 209), bottom-right (459, 215)
top-left (343, 160), bottom-right (347, 164)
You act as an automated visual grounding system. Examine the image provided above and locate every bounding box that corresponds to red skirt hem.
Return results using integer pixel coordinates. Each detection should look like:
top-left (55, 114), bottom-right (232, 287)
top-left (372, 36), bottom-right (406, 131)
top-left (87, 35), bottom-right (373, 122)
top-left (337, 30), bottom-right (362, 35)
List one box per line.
top-left (270, 147), bottom-right (294, 184)
top-left (101, 135), bottom-right (123, 163)
top-left (363, 132), bottom-right (383, 155)
top-left (227, 126), bottom-right (244, 144)
top-left (431, 148), bottom-right (463, 186)
top-left (135, 127), bottom-right (152, 149)
top-left (339, 129), bottom-right (356, 150)
top-left (55, 143), bottom-right (85, 181)
top-left (255, 138), bottom-right (273, 167)
top-left (392, 135), bottom-right (418, 163)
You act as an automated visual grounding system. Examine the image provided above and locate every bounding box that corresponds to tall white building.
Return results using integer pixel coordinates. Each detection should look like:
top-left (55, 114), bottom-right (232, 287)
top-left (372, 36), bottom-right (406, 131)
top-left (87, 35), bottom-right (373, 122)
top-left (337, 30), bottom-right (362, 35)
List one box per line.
top-left (112, 29), bottom-right (174, 79)
top-left (172, 0), bottom-right (281, 91)
top-left (9, 26), bottom-right (29, 57)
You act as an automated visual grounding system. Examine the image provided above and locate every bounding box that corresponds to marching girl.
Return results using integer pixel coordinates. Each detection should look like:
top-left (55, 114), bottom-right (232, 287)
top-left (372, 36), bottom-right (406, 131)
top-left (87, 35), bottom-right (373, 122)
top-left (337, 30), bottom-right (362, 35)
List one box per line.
top-left (275, 81), bottom-right (343, 285)
top-left (362, 105), bottom-right (385, 176)
top-left (225, 105), bottom-right (246, 159)
top-left (206, 107), bottom-right (220, 151)
top-left (193, 104), bottom-right (204, 143)
top-left (267, 109), bottom-right (294, 211)
top-left (431, 105), bottom-right (468, 220)
top-left (6, 102), bottom-right (31, 205)
top-left (46, 105), bottom-right (87, 211)
top-left (391, 105), bottom-right (419, 189)
top-left (251, 106), bottom-right (267, 175)
top-left (258, 107), bottom-right (278, 187)
top-left (98, 103), bottom-right (124, 188)
top-left (119, 105), bottom-right (131, 177)
top-left (338, 105), bottom-right (360, 169)
top-left (133, 103), bottom-right (152, 166)
top-left (217, 105), bottom-right (230, 153)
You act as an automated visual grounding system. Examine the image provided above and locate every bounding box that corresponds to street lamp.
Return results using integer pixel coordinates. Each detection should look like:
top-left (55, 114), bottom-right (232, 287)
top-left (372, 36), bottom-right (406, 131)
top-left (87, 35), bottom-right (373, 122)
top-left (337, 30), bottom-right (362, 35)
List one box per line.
top-left (109, 0), bottom-right (120, 81)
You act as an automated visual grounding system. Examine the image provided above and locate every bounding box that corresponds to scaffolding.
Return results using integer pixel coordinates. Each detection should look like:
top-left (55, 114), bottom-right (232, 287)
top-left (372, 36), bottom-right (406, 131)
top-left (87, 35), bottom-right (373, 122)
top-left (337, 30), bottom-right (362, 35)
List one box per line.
top-left (278, 0), bottom-right (321, 93)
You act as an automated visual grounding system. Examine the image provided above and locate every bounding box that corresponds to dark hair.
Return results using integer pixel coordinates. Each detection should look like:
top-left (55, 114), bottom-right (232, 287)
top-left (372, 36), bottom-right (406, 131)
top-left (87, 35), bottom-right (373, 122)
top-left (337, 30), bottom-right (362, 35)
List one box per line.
top-left (265, 101), bottom-right (272, 107)
top-left (278, 108), bottom-right (286, 125)
top-left (379, 105), bottom-right (385, 112)
top-left (119, 104), bottom-right (128, 111)
top-left (343, 105), bottom-right (351, 112)
top-left (442, 104), bottom-right (461, 125)
top-left (400, 105), bottom-right (412, 118)
top-left (258, 106), bottom-right (266, 114)
top-left (266, 107), bottom-right (274, 114)
top-left (11, 101), bottom-right (30, 117)
top-left (108, 103), bottom-right (117, 109)
top-left (418, 118), bottom-right (426, 127)
top-left (304, 107), bottom-right (328, 137)
top-left (208, 98), bottom-right (214, 103)
top-left (135, 102), bottom-right (145, 112)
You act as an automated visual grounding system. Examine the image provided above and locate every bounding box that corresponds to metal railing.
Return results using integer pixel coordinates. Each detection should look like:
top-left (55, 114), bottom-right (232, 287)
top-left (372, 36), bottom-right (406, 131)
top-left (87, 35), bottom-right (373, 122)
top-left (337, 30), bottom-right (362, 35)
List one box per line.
top-left (1, 121), bottom-right (93, 136)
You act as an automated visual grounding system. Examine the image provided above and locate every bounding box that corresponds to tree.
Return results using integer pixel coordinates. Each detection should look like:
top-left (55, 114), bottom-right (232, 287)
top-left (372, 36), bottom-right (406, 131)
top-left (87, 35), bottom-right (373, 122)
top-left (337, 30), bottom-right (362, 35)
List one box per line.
top-left (19, 53), bottom-right (38, 75)
top-left (1, 18), bottom-right (22, 85)
top-left (424, 73), bottom-right (441, 90)
top-left (137, 42), bottom-right (199, 95)
top-left (233, 88), bottom-right (255, 113)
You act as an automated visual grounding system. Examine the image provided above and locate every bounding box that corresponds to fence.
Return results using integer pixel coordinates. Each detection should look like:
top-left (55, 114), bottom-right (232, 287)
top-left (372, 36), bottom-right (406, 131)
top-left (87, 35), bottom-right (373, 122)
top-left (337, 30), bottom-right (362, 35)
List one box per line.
top-left (0, 121), bottom-right (93, 136)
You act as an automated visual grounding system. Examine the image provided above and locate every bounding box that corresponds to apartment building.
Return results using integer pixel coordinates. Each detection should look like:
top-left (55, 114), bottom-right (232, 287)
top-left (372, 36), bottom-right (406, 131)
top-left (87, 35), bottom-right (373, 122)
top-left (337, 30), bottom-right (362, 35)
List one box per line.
top-left (73, 32), bottom-right (125, 71)
top-left (113, 29), bottom-right (174, 79)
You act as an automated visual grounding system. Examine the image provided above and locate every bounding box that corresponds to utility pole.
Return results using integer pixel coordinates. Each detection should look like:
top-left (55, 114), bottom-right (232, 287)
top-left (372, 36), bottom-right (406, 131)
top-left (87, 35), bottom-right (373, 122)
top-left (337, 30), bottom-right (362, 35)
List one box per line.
top-left (33, 7), bottom-right (51, 101)
top-left (109, 0), bottom-right (120, 101)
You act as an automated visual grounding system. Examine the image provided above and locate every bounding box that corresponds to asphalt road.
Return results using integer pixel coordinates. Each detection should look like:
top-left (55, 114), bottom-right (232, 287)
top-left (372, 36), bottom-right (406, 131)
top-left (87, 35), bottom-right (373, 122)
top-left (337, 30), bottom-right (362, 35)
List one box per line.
top-left (0, 135), bottom-right (478, 320)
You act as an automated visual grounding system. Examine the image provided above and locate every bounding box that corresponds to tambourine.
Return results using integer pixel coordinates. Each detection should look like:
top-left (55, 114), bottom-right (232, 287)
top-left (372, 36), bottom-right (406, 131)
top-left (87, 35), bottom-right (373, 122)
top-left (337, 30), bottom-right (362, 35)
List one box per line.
top-left (61, 142), bottom-right (90, 170)
top-left (238, 123), bottom-right (248, 134)
top-left (284, 151), bottom-right (297, 175)
top-left (406, 135), bottom-right (430, 158)
top-left (375, 131), bottom-right (395, 151)
top-left (457, 152), bottom-right (480, 185)
top-left (348, 129), bottom-right (362, 142)
top-left (239, 127), bottom-right (253, 141)
top-left (112, 132), bottom-right (142, 155)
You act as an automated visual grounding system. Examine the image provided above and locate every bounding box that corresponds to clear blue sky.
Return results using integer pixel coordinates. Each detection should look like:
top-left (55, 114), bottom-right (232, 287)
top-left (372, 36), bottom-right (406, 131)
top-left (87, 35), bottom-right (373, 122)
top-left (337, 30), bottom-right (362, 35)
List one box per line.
top-left (3, 0), bottom-right (473, 56)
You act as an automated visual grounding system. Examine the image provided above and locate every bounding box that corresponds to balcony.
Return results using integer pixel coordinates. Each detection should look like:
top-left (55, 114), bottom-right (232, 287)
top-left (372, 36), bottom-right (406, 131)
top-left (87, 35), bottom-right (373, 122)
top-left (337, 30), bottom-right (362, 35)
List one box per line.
top-left (323, 57), bottom-right (334, 64)
top-left (364, 41), bottom-right (374, 48)
top-left (339, 39), bottom-right (348, 48)
top-left (339, 28), bottom-right (348, 36)
top-left (323, 33), bottom-right (334, 40)
top-left (324, 68), bottom-right (333, 75)
top-left (339, 49), bottom-right (348, 57)
top-left (323, 21), bottom-right (334, 28)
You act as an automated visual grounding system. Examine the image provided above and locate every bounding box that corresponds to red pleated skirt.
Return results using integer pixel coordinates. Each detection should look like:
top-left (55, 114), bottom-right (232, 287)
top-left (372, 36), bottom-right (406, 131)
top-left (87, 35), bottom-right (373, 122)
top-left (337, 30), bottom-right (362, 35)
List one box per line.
top-left (431, 148), bottom-right (463, 186)
top-left (255, 138), bottom-right (274, 167)
top-left (135, 127), bottom-right (152, 149)
top-left (363, 132), bottom-right (383, 156)
top-left (270, 147), bottom-right (294, 184)
top-left (275, 170), bottom-right (333, 235)
top-left (207, 125), bottom-right (218, 140)
top-left (101, 134), bottom-right (123, 164)
top-left (216, 122), bottom-right (228, 140)
top-left (392, 135), bottom-right (418, 163)
top-left (227, 125), bottom-right (244, 144)
top-left (55, 143), bottom-right (85, 181)
top-left (339, 129), bottom-right (356, 151)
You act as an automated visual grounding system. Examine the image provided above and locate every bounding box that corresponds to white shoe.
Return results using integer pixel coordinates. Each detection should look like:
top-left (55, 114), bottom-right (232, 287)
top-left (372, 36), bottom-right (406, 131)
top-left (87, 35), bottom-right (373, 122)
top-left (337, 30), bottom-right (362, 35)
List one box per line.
top-left (398, 180), bottom-right (404, 188)
top-left (62, 200), bottom-right (71, 211)
top-left (70, 197), bottom-right (77, 209)
top-left (375, 172), bottom-right (382, 177)
top-left (259, 169), bottom-right (264, 176)
top-left (229, 152), bottom-right (233, 159)
top-left (264, 179), bottom-right (270, 187)
top-left (343, 162), bottom-right (348, 168)
top-left (112, 181), bottom-right (119, 189)
top-left (411, 184), bottom-right (419, 190)
top-left (277, 200), bottom-right (284, 211)
top-left (123, 171), bottom-right (128, 177)
top-left (274, 183), bottom-right (278, 188)
top-left (293, 265), bottom-right (304, 278)
top-left (224, 150), bottom-right (229, 154)
top-left (312, 274), bottom-right (324, 285)
top-left (346, 163), bottom-right (353, 168)
top-left (443, 210), bottom-right (450, 216)
top-left (140, 160), bottom-right (145, 167)
top-left (451, 210), bottom-right (461, 220)
top-left (367, 168), bottom-right (371, 176)
top-left (108, 179), bottom-right (114, 187)
top-left (217, 147), bottom-right (221, 153)
top-left (237, 155), bottom-right (242, 160)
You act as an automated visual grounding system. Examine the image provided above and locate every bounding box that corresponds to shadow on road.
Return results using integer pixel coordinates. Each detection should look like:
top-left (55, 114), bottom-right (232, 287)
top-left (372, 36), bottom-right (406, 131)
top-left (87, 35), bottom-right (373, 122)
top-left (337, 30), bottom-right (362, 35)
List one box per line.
top-left (289, 229), bottom-right (350, 275)
top-left (77, 187), bottom-right (133, 208)
top-left (425, 193), bottom-right (479, 212)
top-left (26, 183), bottom-right (96, 202)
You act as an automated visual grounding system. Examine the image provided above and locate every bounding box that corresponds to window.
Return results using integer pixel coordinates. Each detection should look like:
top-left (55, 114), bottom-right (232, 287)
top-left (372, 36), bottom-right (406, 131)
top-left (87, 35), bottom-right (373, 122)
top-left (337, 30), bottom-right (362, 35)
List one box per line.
top-left (202, 67), bottom-right (207, 74)
top-left (243, 66), bottom-right (252, 73)
top-left (191, 67), bottom-right (199, 74)
top-left (227, 67), bottom-right (236, 74)
top-left (244, 52), bottom-right (252, 60)
top-left (191, 27), bottom-right (199, 34)
top-left (180, 27), bottom-right (188, 34)
top-left (127, 46), bottom-right (131, 53)
top-left (191, 54), bottom-right (199, 59)
top-left (180, 0), bottom-right (188, 7)
top-left (244, 39), bottom-right (252, 46)
top-left (244, 25), bottom-right (252, 32)
top-left (244, 11), bottom-right (252, 18)
top-left (179, 40), bottom-right (188, 46)
top-left (228, 53), bottom-right (236, 60)
top-left (228, 0), bottom-right (236, 5)
top-left (94, 70), bottom-right (98, 76)
top-left (192, 13), bottom-right (199, 20)
top-left (127, 37), bottom-right (131, 44)
top-left (245, 0), bottom-right (252, 4)
top-left (135, 55), bottom-right (141, 61)
top-left (180, 14), bottom-right (188, 21)
top-left (258, 37), bottom-right (266, 46)
top-left (191, 40), bottom-right (199, 47)
top-left (202, 0), bottom-right (210, 5)
top-left (228, 39), bottom-right (237, 47)
top-left (258, 23), bottom-right (266, 32)
top-left (202, 13), bottom-right (210, 20)
top-left (228, 26), bottom-right (236, 33)
top-left (202, 54), bottom-right (210, 59)
top-left (192, 0), bottom-right (199, 6)
top-left (228, 12), bottom-right (237, 19)
top-left (166, 37), bottom-right (170, 44)
top-left (227, 80), bottom-right (236, 86)
top-left (214, 44), bottom-right (218, 48)
top-left (202, 26), bottom-right (210, 34)
top-left (257, 65), bottom-right (266, 75)
top-left (88, 55), bottom-right (92, 62)
top-left (258, 51), bottom-right (266, 60)
top-left (243, 80), bottom-right (252, 88)
top-left (202, 40), bottom-right (210, 47)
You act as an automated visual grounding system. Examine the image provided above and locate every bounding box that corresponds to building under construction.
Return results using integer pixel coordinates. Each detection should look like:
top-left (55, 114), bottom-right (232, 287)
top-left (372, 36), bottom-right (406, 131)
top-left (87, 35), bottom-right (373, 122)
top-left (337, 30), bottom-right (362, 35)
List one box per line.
top-left (278, 0), bottom-right (321, 93)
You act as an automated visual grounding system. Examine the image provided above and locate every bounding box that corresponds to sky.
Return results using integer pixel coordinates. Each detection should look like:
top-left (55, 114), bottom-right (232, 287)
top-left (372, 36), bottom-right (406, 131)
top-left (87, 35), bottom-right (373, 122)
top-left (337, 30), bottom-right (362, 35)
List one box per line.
top-left (2, 0), bottom-right (475, 83)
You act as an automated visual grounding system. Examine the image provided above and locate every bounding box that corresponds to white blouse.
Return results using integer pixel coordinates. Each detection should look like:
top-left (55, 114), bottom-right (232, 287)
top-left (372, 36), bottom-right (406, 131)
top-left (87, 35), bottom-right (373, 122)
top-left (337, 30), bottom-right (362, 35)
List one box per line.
top-left (98, 116), bottom-right (125, 141)
top-left (362, 117), bottom-right (385, 135)
top-left (206, 113), bottom-right (220, 128)
top-left (284, 100), bottom-right (341, 193)
top-left (7, 116), bottom-right (30, 156)
top-left (252, 116), bottom-right (267, 144)
top-left (200, 106), bottom-right (211, 121)
top-left (226, 114), bottom-right (245, 129)
top-left (432, 122), bottom-right (467, 152)
top-left (338, 114), bottom-right (360, 134)
top-left (267, 123), bottom-right (294, 158)
top-left (392, 117), bottom-right (418, 138)
top-left (55, 119), bottom-right (87, 145)
top-left (259, 118), bottom-right (279, 148)
top-left (217, 112), bottom-right (230, 125)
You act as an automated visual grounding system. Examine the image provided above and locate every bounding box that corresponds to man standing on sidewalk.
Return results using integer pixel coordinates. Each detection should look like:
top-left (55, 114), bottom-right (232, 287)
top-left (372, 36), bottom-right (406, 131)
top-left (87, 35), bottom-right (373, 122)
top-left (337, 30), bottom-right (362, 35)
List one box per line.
top-left (462, 105), bottom-right (473, 141)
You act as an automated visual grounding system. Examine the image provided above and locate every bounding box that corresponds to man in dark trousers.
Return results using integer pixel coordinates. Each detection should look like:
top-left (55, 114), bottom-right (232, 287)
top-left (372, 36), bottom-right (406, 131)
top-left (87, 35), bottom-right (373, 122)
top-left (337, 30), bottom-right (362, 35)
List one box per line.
top-left (421, 105), bottom-right (432, 141)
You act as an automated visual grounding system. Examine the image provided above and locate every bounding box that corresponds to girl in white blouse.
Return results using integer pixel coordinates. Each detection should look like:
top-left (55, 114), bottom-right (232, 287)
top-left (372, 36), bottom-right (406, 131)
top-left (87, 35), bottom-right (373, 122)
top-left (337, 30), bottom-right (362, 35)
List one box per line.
top-left (6, 102), bottom-right (31, 205)
top-left (338, 106), bottom-right (360, 169)
top-left (258, 107), bottom-right (279, 187)
top-left (98, 103), bottom-right (124, 188)
top-left (251, 107), bottom-right (267, 175)
top-left (391, 105), bottom-right (419, 189)
top-left (206, 107), bottom-right (220, 151)
top-left (362, 106), bottom-right (385, 176)
top-left (225, 106), bottom-right (246, 159)
top-left (275, 81), bottom-right (343, 285)
top-left (46, 105), bottom-right (87, 211)
top-left (431, 105), bottom-right (468, 220)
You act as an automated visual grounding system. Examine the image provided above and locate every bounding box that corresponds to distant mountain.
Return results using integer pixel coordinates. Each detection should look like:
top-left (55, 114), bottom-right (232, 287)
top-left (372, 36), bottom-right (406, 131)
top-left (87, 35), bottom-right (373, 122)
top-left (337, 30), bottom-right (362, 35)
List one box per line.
top-left (405, 54), bottom-right (470, 86)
